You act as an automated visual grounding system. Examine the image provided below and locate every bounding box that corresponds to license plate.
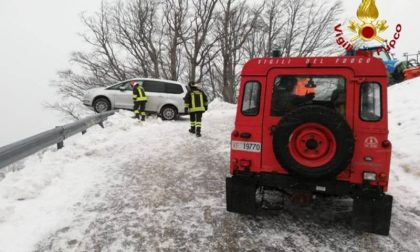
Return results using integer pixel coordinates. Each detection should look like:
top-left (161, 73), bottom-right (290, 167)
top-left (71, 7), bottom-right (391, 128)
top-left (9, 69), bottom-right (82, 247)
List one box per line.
top-left (231, 141), bottom-right (261, 153)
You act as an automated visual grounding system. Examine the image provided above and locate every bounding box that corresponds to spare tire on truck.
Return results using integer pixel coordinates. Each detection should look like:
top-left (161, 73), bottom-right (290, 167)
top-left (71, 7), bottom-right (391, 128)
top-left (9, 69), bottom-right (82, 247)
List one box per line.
top-left (273, 105), bottom-right (355, 179)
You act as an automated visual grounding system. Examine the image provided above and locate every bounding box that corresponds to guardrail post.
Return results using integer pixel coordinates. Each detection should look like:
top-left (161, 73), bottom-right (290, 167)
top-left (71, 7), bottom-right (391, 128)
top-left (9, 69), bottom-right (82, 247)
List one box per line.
top-left (82, 130), bottom-right (87, 135)
top-left (57, 141), bottom-right (64, 150)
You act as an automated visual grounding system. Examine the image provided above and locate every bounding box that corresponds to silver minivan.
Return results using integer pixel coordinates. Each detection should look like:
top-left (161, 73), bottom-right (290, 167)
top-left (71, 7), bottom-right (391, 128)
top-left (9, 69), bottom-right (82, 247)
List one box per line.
top-left (83, 78), bottom-right (188, 120)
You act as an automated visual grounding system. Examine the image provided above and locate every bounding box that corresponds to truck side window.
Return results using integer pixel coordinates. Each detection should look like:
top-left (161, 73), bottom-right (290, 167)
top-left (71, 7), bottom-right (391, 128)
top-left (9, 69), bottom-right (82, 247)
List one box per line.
top-left (360, 83), bottom-right (382, 121)
top-left (241, 81), bottom-right (261, 116)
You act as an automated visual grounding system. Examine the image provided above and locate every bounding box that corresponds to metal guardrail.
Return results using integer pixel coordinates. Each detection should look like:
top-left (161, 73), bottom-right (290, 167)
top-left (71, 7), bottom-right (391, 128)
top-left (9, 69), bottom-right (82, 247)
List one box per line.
top-left (0, 111), bottom-right (116, 170)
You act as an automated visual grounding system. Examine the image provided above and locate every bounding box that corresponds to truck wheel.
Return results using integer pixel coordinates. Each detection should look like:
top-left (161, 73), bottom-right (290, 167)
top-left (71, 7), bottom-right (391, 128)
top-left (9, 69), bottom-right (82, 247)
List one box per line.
top-left (272, 105), bottom-right (355, 179)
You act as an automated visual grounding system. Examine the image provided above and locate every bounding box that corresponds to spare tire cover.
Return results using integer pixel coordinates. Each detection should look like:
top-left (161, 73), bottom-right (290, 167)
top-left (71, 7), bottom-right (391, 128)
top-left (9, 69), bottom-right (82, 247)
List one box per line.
top-left (273, 105), bottom-right (355, 179)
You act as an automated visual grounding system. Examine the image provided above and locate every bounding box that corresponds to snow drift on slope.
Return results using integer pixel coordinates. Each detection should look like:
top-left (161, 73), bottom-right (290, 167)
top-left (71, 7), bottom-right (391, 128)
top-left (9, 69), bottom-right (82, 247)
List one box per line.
top-left (388, 77), bottom-right (420, 176)
top-left (0, 99), bottom-right (236, 252)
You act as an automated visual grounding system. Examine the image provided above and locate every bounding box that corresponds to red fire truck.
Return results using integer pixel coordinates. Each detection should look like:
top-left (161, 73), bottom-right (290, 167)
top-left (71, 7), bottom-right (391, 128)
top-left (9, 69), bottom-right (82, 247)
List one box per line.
top-left (226, 55), bottom-right (393, 235)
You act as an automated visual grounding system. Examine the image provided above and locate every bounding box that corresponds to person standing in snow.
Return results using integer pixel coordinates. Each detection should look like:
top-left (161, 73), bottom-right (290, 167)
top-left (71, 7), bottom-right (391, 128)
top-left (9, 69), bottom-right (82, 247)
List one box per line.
top-left (130, 80), bottom-right (148, 121)
top-left (184, 81), bottom-right (208, 137)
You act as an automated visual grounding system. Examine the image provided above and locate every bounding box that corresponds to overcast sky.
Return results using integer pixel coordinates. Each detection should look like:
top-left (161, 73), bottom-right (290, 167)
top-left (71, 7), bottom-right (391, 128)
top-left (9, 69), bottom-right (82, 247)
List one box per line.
top-left (0, 0), bottom-right (102, 146)
top-left (0, 0), bottom-right (419, 146)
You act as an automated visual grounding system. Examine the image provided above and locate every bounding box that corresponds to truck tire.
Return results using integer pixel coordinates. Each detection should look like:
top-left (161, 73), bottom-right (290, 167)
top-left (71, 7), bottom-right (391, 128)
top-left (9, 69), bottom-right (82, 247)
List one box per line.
top-left (272, 105), bottom-right (355, 179)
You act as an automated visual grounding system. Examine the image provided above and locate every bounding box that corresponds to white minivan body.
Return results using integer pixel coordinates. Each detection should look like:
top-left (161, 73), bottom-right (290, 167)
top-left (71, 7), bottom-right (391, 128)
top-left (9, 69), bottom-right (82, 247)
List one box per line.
top-left (83, 78), bottom-right (188, 120)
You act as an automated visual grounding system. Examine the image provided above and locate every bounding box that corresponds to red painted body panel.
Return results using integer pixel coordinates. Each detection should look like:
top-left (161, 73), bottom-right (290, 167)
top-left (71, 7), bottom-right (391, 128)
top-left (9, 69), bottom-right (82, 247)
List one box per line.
top-left (231, 56), bottom-right (391, 192)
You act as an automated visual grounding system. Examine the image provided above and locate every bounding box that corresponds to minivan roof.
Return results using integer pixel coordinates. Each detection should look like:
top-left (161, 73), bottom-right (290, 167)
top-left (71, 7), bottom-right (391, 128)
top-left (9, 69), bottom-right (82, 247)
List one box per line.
top-left (241, 56), bottom-right (387, 77)
top-left (115, 78), bottom-right (187, 86)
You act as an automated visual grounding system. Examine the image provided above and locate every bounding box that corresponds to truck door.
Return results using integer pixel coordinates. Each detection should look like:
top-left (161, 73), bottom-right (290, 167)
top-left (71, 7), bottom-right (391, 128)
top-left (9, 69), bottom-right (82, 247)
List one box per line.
top-left (231, 76), bottom-right (265, 173)
top-left (261, 68), bottom-right (355, 178)
top-left (351, 77), bottom-right (391, 187)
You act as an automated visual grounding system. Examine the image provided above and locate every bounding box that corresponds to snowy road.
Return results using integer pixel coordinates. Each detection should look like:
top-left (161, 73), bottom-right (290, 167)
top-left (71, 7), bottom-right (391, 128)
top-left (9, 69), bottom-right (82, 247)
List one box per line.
top-left (1, 95), bottom-right (420, 251)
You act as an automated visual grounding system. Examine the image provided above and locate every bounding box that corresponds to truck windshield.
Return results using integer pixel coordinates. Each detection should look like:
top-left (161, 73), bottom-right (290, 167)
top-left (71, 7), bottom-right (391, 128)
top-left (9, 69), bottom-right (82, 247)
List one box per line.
top-left (271, 76), bottom-right (346, 117)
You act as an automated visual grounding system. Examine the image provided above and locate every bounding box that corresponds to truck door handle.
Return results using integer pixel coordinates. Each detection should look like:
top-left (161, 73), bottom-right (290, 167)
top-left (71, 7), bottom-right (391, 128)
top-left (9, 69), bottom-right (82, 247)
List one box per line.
top-left (240, 132), bottom-right (252, 139)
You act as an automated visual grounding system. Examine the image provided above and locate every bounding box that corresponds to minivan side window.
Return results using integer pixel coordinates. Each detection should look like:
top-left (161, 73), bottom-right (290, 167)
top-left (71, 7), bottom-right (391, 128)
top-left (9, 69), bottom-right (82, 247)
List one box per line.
top-left (360, 82), bottom-right (382, 121)
top-left (143, 81), bottom-right (165, 93)
top-left (107, 82), bottom-right (130, 90)
top-left (241, 81), bottom-right (261, 116)
top-left (165, 83), bottom-right (183, 94)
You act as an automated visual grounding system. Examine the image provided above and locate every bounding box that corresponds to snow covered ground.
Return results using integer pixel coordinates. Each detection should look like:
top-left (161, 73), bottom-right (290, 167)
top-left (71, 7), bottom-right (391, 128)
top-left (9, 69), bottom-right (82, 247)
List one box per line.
top-left (0, 80), bottom-right (420, 251)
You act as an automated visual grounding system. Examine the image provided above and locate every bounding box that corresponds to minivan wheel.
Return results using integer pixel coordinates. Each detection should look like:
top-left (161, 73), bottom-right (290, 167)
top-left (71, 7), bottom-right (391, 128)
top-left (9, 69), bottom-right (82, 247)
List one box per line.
top-left (93, 97), bottom-right (111, 113)
top-left (161, 106), bottom-right (178, 120)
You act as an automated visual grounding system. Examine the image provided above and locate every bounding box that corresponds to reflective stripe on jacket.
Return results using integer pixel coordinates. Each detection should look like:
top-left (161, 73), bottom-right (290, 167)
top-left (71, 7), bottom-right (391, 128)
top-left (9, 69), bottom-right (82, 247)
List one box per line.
top-left (133, 85), bottom-right (148, 101)
top-left (184, 89), bottom-right (208, 113)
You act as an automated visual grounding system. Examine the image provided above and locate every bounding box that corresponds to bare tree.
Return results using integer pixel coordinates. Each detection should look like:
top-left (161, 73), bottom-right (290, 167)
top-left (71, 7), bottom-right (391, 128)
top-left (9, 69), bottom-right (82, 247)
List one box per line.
top-left (112, 0), bottom-right (162, 78)
top-left (50, 0), bottom-right (343, 118)
top-left (160, 0), bottom-right (189, 81)
top-left (181, 0), bottom-right (219, 83)
top-left (53, 2), bottom-right (128, 104)
top-left (273, 0), bottom-right (342, 57)
top-left (79, 2), bottom-right (127, 81)
top-left (216, 0), bottom-right (263, 103)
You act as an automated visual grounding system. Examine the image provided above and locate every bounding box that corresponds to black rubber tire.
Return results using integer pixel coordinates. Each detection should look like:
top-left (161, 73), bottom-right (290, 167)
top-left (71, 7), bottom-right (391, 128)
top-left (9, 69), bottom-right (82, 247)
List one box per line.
top-left (161, 105), bottom-right (178, 120)
top-left (272, 105), bottom-right (355, 179)
top-left (93, 97), bottom-right (111, 113)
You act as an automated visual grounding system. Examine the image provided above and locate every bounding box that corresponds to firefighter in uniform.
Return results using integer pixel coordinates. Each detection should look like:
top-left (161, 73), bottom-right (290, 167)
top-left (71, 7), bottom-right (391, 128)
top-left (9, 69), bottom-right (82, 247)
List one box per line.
top-left (292, 77), bottom-right (316, 106)
top-left (294, 77), bottom-right (316, 96)
top-left (184, 81), bottom-right (208, 137)
top-left (130, 80), bottom-right (148, 121)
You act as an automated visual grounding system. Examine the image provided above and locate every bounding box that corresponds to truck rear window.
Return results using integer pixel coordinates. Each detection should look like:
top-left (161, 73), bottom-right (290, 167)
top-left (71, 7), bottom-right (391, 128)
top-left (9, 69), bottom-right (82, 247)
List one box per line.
top-left (360, 83), bottom-right (382, 121)
top-left (271, 76), bottom-right (345, 117)
top-left (241, 81), bottom-right (261, 116)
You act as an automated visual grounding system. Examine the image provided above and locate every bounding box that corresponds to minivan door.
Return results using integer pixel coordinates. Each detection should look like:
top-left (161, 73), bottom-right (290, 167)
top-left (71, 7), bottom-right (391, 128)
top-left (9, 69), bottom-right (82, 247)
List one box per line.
top-left (261, 68), bottom-right (355, 179)
top-left (113, 81), bottom-right (133, 109)
top-left (142, 81), bottom-right (165, 112)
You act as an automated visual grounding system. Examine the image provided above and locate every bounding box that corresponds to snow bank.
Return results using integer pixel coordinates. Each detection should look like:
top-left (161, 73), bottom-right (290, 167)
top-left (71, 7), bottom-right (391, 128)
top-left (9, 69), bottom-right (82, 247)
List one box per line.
top-left (0, 120), bottom-right (111, 252)
top-left (388, 77), bottom-right (420, 177)
top-left (0, 102), bottom-right (236, 252)
top-left (208, 98), bottom-right (237, 111)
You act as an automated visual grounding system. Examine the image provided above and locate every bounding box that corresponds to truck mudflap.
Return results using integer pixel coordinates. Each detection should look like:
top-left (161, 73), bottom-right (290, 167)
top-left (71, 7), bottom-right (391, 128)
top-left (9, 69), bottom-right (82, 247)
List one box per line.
top-left (226, 176), bottom-right (257, 215)
top-left (352, 194), bottom-right (393, 235)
